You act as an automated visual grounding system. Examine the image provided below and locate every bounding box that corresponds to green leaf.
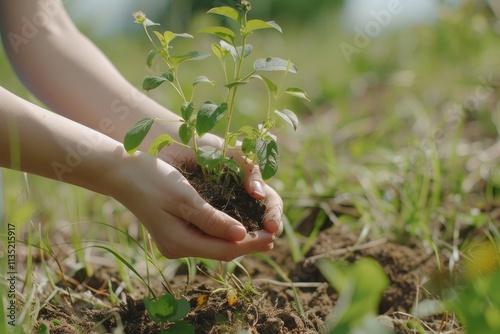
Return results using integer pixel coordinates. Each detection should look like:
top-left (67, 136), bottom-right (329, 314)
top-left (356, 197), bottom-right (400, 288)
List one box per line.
top-left (163, 31), bottom-right (193, 46)
top-left (196, 102), bottom-right (227, 137)
top-left (165, 320), bottom-right (195, 334)
top-left (250, 75), bottom-right (277, 93)
top-left (193, 76), bottom-right (215, 87)
top-left (207, 6), bottom-right (240, 22)
top-left (142, 76), bottom-right (168, 91)
top-left (236, 44), bottom-right (253, 58)
top-left (211, 43), bottom-right (223, 60)
top-left (256, 137), bottom-right (279, 179)
top-left (169, 296), bottom-right (191, 322)
top-left (171, 51), bottom-right (210, 66)
top-left (146, 50), bottom-right (158, 68)
top-left (225, 80), bottom-right (248, 89)
top-left (199, 26), bottom-right (235, 44)
top-left (221, 157), bottom-right (243, 182)
top-left (179, 123), bottom-right (194, 145)
top-left (246, 20), bottom-right (282, 33)
top-left (196, 146), bottom-right (223, 173)
top-left (285, 87), bottom-right (310, 101)
top-left (274, 109), bottom-right (299, 131)
top-left (124, 117), bottom-right (154, 154)
top-left (227, 132), bottom-right (238, 147)
top-left (242, 136), bottom-right (257, 155)
top-left (161, 70), bottom-right (174, 82)
top-left (239, 125), bottom-right (259, 136)
top-left (254, 57), bottom-right (297, 73)
top-left (181, 101), bottom-right (195, 121)
top-left (153, 30), bottom-right (166, 47)
top-left (317, 258), bottom-right (389, 332)
top-left (144, 294), bottom-right (178, 323)
top-left (148, 134), bottom-right (174, 156)
top-left (36, 323), bottom-right (50, 334)
top-left (220, 40), bottom-right (238, 61)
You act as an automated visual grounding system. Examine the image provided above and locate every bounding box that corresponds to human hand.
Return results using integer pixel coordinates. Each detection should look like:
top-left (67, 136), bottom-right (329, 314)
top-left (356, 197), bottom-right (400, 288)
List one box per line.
top-left (159, 133), bottom-right (284, 238)
top-left (104, 150), bottom-right (275, 261)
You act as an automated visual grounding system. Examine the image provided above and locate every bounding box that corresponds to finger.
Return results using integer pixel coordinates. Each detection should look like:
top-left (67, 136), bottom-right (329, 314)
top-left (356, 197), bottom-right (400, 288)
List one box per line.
top-left (229, 150), bottom-right (266, 199)
top-left (229, 150), bottom-right (283, 235)
top-left (262, 184), bottom-right (284, 236)
top-left (241, 162), bottom-right (266, 199)
top-left (161, 172), bottom-right (247, 241)
top-left (153, 223), bottom-right (275, 261)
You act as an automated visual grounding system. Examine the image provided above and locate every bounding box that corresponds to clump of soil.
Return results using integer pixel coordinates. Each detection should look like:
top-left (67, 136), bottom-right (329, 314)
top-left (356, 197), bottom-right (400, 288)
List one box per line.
top-left (179, 162), bottom-right (267, 232)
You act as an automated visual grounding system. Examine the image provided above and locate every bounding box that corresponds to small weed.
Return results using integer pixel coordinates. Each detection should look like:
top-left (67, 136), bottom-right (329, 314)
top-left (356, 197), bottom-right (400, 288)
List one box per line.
top-left (144, 292), bottom-right (195, 334)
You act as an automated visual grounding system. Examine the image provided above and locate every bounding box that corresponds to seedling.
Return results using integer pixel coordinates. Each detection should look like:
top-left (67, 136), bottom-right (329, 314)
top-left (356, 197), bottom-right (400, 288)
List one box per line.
top-left (125, 0), bottom-right (308, 182)
top-left (144, 292), bottom-right (195, 334)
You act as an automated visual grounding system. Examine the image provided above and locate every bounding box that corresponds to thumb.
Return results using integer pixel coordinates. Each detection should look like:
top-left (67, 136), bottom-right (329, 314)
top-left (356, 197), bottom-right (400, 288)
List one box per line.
top-left (242, 162), bottom-right (266, 199)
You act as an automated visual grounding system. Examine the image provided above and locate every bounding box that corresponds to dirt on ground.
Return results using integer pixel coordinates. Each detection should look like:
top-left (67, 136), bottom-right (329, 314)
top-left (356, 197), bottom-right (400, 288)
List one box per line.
top-left (35, 221), bottom-right (459, 333)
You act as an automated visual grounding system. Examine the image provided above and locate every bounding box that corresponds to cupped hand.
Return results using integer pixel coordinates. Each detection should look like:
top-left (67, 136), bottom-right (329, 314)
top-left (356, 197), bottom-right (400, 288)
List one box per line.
top-left (104, 149), bottom-right (275, 261)
top-left (161, 134), bottom-right (284, 238)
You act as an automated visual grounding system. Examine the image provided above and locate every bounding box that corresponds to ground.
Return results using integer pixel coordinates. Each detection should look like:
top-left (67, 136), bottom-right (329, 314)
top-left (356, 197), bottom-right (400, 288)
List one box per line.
top-left (34, 222), bottom-right (463, 333)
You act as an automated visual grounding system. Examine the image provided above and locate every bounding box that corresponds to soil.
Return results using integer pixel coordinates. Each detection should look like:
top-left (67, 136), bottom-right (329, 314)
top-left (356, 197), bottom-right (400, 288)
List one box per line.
top-left (35, 223), bottom-right (459, 333)
top-left (179, 162), bottom-right (267, 232)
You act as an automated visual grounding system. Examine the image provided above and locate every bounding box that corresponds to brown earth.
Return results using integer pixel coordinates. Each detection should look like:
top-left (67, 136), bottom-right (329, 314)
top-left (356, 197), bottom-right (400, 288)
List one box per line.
top-left (35, 223), bottom-right (459, 333)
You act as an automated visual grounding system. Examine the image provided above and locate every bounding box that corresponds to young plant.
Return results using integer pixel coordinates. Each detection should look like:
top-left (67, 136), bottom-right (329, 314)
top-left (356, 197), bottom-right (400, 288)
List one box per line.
top-left (144, 292), bottom-right (195, 334)
top-left (125, 0), bottom-right (308, 182)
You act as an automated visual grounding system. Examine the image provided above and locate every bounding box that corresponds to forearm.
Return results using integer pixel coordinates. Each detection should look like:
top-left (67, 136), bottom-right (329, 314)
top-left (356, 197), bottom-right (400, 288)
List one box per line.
top-left (0, 0), bottom-right (193, 157)
top-left (0, 86), bottom-right (124, 195)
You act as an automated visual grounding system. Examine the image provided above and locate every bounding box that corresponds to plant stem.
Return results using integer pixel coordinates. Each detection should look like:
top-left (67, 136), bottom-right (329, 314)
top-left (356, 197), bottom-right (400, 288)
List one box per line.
top-left (222, 11), bottom-right (249, 157)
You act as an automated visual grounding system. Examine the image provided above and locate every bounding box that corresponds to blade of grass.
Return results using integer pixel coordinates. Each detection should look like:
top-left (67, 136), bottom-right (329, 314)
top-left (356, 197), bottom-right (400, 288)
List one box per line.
top-left (92, 245), bottom-right (156, 298)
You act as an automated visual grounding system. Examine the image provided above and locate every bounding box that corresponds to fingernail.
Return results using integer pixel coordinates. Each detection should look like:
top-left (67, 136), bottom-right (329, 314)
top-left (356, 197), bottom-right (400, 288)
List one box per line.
top-left (252, 181), bottom-right (265, 197)
top-left (230, 225), bottom-right (247, 240)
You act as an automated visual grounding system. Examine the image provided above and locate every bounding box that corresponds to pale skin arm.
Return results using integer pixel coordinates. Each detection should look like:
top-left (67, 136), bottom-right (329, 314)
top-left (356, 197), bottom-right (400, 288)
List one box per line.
top-left (0, 87), bottom-right (276, 260)
top-left (0, 0), bottom-right (283, 259)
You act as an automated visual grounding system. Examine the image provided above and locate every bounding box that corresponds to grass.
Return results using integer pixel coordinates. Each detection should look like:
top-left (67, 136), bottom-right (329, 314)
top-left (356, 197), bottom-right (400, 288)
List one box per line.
top-left (1, 1), bottom-right (500, 333)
